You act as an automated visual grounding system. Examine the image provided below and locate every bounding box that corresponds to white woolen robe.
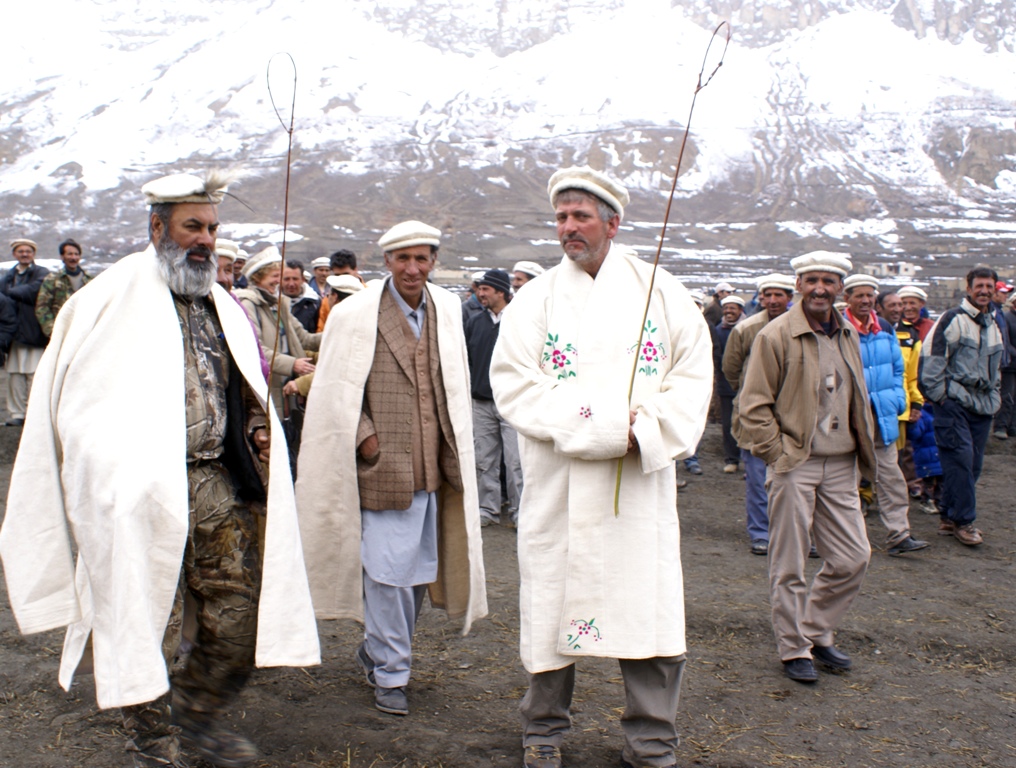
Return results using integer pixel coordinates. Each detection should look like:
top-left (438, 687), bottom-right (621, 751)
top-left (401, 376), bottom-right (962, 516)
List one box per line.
top-left (490, 245), bottom-right (712, 673)
top-left (0, 248), bottom-right (320, 709)
top-left (295, 279), bottom-right (487, 632)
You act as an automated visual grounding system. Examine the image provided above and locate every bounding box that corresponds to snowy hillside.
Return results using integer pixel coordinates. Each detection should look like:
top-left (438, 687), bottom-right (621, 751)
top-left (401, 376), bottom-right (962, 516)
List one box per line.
top-left (2, 0), bottom-right (1016, 281)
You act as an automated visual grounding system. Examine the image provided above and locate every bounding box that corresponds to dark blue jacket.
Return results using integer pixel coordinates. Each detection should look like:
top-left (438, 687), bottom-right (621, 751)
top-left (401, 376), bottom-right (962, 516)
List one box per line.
top-left (854, 315), bottom-right (907, 443)
top-left (1, 263), bottom-right (49, 348)
top-left (908, 408), bottom-right (942, 479)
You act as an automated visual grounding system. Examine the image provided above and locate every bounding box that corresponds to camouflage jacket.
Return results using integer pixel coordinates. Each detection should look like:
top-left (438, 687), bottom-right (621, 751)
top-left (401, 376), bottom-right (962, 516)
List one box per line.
top-left (35, 269), bottom-right (92, 338)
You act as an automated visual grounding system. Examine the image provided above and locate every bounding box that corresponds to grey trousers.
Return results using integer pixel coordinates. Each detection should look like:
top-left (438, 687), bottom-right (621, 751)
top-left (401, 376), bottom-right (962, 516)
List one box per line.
top-left (767, 454), bottom-right (871, 661)
top-left (472, 398), bottom-right (523, 521)
top-left (363, 572), bottom-right (427, 689)
top-left (871, 441), bottom-right (913, 547)
top-left (520, 657), bottom-right (685, 767)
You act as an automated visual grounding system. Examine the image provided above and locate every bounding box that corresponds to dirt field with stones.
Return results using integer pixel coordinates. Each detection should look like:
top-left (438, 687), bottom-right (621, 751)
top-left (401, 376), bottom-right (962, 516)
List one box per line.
top-left (1, 418), bottom-right (1014, 768)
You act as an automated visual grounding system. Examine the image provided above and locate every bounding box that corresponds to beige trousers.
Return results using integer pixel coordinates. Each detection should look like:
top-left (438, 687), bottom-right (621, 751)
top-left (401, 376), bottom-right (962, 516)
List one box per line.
top-left (767, 454), bottom-right (871, 661)
top-left (871, 441), bottom-right (912, 547)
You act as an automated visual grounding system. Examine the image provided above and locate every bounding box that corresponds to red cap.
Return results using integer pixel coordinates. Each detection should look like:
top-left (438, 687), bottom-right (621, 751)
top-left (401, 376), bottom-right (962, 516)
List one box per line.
top-left (996, 280), bottom-right (1014, 293)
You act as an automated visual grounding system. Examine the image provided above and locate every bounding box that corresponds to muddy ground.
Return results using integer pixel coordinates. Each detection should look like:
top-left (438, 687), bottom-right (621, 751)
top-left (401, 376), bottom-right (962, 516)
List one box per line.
top-left (0, 419), bottom-right (1014, 768)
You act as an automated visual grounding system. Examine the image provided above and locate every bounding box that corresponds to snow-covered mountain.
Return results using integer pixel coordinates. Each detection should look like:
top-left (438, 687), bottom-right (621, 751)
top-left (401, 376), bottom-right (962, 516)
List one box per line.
top-left (3, 0), bottom-right (1015, 284)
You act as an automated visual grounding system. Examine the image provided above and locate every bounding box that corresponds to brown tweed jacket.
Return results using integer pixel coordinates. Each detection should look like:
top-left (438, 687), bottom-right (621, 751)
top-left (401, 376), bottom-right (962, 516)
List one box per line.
top-left (356, 288), bottom-right (462, 510)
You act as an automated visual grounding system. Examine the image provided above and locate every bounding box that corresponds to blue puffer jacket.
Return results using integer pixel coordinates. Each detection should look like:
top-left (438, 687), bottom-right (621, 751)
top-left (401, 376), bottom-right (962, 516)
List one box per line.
top-left (853, 315), bottom-right (907, 443)
top-left (908, 408), bottom-right (942, 478)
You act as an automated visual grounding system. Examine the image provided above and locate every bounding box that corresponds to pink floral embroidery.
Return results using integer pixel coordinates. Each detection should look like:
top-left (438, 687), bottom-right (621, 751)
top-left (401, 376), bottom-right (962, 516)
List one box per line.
top-left (566, 618), bottom-right (602, 650)
top-left (628, 320), bottom-right (667, 377)
top-left (579, 406), bottom-right (592, 419)
top-left (542, 333), bottom-right (577, 379)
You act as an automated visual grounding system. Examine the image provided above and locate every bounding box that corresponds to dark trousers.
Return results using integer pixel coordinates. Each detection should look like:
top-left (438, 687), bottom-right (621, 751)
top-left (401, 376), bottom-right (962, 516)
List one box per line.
top-left (122, 463), bottom-right (261, 753)
top-left (933, 400), bottom-right (992, 527)
top-left (995, 371), bottom-right (1016, 433)
top-left (719, 395), bottom-right (738, 465)
top-left (521, 657), bottom-right (685, 767)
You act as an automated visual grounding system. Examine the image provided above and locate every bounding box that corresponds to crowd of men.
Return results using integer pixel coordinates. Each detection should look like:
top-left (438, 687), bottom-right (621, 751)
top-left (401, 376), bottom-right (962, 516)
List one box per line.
top-left (0, 165), bottom-right (1009, 768)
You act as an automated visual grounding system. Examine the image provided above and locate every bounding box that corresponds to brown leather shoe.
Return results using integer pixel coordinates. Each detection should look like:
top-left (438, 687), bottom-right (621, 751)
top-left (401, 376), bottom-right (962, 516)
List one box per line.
top-left (953, 524), bottom-right (983, 546)
top-left (938, 519), bottom-right (956, 536)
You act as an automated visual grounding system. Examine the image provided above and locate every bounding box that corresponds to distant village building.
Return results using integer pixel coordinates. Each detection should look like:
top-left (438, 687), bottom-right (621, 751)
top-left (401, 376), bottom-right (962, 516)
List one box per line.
top-left (860, 261), bottom-right (920, 278)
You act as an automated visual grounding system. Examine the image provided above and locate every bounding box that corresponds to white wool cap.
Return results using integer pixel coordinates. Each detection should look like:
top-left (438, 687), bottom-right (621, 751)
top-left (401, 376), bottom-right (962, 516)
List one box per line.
top-left (843, 274), bottom-right (880, 292)
top-left (720, 295), bottom-right (745, 307)
top-left (547, 166), bottom-right (630, 219)
top-left (513, 260), bottom-right (545, 278)
top-left (715, 281), bottom-right (734, 293)
top-left (326, 274), bottom-right (365, 295)
top-left (10, 238), bottom-right (37, 252)
top-left (898, 285), bottom-right (928, 302)
top-left (757, 273), bottom-right (795, 293)
top-left (471, 271), bottom-right (486, 283)
top-left (688, 289), bottom-right (706, 307)
top-left (235, 249), bottom-right (248, 262)
top-left (241, 245), bottom-right (283, 278)
top-left (790, 251), bottom-right (852, 277)
top-left (311, 256), bottom-right (331, 269)
top-left (142, 171), bottom-right (231, 205)
top-left (215, 239), bottom-right (239, 262)
top-left (378, 220), bottom-right (441, 252)
top-left (303, 271), bottom-right (312, 282)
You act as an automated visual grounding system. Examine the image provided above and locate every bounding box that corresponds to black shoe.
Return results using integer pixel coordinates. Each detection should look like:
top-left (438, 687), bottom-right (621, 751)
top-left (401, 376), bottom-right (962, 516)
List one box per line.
top-left (808, 545), bottom-right (819, 558)
top-left (811, 644), bottom-right (852, 671)
top-left (4, 418), bottom-right (24, 427)
top-left (887, 536), bottom-right (930, 557)
top-left (751, 540), bottom-right (768, 556)
top-left (783, 658), bottom-right (818, 683)
top-left (355, 642), bottom-right (376, 688)
top-left (375, 686), bottom-right (409, 716)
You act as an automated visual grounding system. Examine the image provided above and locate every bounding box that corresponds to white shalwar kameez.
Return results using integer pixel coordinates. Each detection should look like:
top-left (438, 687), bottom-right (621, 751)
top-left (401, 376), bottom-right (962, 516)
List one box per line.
top-left (490, 245), bottom-right (712, 674)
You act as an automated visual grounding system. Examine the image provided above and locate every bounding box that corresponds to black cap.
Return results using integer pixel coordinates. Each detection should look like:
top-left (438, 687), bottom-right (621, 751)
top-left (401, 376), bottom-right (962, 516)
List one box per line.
top-left (479, 269), bottom-right (512, 296)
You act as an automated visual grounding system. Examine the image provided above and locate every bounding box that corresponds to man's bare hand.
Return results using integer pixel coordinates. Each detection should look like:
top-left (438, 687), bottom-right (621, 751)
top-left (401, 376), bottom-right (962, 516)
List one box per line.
top-left (359, 434), bottom-right (379, 461)
top-left (292, 358), bottom-right (316, 376)
top-left (908, 409), bottom-right (921, 423)
top-left (252, 428), bottom-right (270, 463)
top-left (627, 410), bottom-right (639, 455)
top-left (282, 380), bottom-right (300, 396)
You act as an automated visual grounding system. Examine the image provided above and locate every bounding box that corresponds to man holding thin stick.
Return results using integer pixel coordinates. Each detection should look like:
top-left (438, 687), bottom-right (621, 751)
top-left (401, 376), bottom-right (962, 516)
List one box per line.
top-left (491, 167), bottom-right (712, 768)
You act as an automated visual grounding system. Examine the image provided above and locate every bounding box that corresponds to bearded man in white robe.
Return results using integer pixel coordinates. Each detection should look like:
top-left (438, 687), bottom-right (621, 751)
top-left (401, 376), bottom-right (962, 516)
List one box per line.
top-left (0, 173), bottom-right (319, 768)
top-left (490, 167), bottom-right (712, 768)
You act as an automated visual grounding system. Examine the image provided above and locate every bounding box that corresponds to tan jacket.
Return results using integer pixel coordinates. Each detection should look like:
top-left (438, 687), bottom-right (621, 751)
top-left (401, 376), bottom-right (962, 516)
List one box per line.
top-left (721, 310), bottom-right (769, 445)
top-left (356, 288), bottom-right (462, 511)
top-left (236, 288), bottom-right (321, 418)
top-left (738, 302), bottom-right (876, 479)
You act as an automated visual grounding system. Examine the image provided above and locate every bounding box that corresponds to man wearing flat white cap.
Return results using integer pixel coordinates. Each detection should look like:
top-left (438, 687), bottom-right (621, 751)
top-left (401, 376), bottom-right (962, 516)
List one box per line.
top-left (512, 260), bottom-right (545, 291)
top-left (714, 295), bottom-right (746, 474)
top-left (739, 251), bottom-right (875, 685)
top-left (842, 274), bottom-right (928, 557)
top-left (722, 273), bottom-right (796, 555)
top-left (2, 238), bottom-right (49, 426)
top-left (898, 285), bottom-right (934, 342)
top-left (462, 269), bottom-right (486, 326)
top-left (307, 255), bottom-right (332, 299)
top-left (703, 280), bottom-right (733, 327)
top-left (297, 219), bottom-right (487, 718)
top-left (491, 166), bottom-right (712, 768)
top-left (0, 172), bottom-right (320, 767)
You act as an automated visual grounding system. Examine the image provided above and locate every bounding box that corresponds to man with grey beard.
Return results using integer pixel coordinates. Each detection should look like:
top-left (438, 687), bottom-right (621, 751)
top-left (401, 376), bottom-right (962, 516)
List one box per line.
top-left (0, 172), bottom-right (320, 768)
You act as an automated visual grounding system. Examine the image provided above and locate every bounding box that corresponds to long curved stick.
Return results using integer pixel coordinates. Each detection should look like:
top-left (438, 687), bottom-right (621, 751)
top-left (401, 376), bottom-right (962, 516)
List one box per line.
top-left (613, 21), bottom-right (731, 516)
top-left (265, 52), bottom-right (298, 423)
